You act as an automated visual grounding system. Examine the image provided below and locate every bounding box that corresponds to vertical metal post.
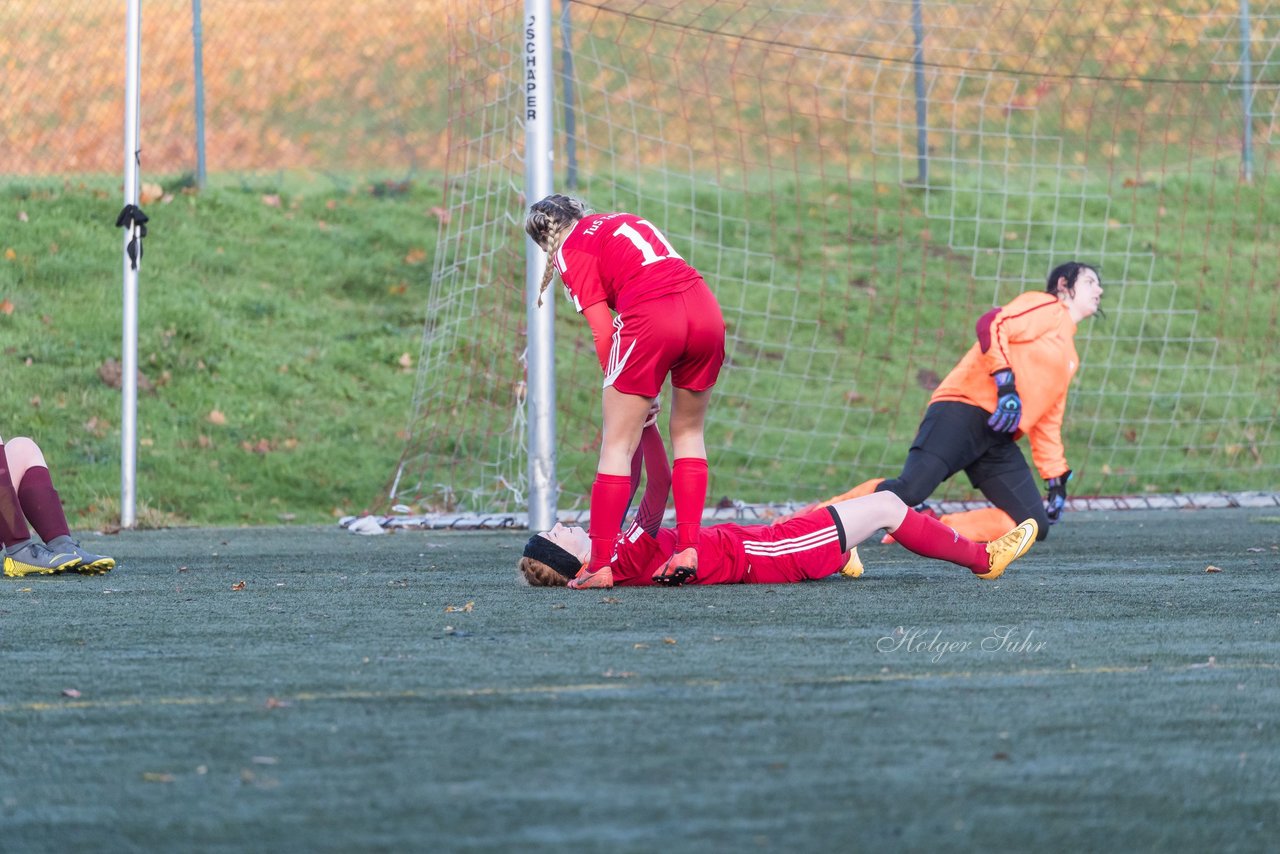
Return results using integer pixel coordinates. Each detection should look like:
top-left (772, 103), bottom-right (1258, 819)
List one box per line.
top-left (121, 0), bottom-right (142, 528)
top-left (192, 0), bottom-right (207, 189)
top-left (1240, 0), bottom-right (1254, 183)
top-left (525, 0), bottom-right (558, 531)
top-left (559, 0), bottom-right (578, 189)
top-left (911, 0), bottom-right (929, 184)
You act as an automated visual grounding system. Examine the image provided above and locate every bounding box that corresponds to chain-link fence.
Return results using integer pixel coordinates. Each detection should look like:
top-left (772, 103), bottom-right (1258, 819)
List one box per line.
top-left (0, 0), bottom-right (454, 183)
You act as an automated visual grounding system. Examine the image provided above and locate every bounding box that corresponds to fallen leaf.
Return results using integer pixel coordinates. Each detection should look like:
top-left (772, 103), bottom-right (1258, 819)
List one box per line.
top-left (97, 358), bottom-right (154, 393)
top-left (265, 697), bottom-right (291, 710)
top-left (139, 182), bottom-right (164, 204)
top-left (62, 688), bottom-right (82, 698)
top-left (1205, 565), bottom-right (1222, 573)
top-left (261, 194), bottom-right (282, 207)
top-left (18, 211), bottom-right (28, 222)
top-left (3, 248), bottom-right (15, 260)
top-left (397, 352), bottom-right (413, 370)
top-left (231, 580), bottom-right (246, 590)
top-left (663, 637), bottom-right (677, 645)
top-left (404, 248), bottom-right (427, 264)
top-left (444, 601), bottom-right (474, 613)
top-left (0, 299), bottom-right (13, 315)
top-left (207, 409), bottom-right (228, 426)
top-left (98, 359), bottom-right (123, 388)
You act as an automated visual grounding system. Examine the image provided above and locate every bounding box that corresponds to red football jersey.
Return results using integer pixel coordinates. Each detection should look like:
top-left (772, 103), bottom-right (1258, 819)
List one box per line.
top-left (554, 213), bottom-right (703, 314)
top-left (608, 509), bottom-right (850, 586)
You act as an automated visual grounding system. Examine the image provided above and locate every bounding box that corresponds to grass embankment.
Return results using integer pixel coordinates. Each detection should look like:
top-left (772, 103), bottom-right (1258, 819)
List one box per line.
top-left (1, 175), bottom-right (442, 528)
top-left (3, 170), bottom-right (1277, 526)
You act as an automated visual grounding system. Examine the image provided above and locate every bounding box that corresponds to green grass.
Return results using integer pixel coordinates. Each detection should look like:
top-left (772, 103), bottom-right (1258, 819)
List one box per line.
top-left (0, 174), bottom-right (442, 527)
top-left (2, 169), bottom-right (1277, 525)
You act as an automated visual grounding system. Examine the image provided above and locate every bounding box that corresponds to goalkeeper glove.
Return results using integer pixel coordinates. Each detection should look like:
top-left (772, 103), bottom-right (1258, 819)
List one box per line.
top-left (986, 369), bottom-right (1022, 433)
top-left (1045, 470), bottom-right (1072, 524)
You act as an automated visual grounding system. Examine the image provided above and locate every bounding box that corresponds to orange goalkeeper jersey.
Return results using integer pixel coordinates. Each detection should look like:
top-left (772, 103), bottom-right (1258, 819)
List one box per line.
top-left (930, 291), bottom-right (1078, 479)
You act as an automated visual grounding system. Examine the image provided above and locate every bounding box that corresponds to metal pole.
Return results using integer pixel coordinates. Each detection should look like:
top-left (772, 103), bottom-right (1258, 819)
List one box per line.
top-left (121, 0), bottom-right (142, 528)
top-left (910, 0), bottom-right (928, 184)
top-left (559, 0), bottom-right (578, 189)
top-left (525, 0), bottom-right (558, 531)
top-left (1240, 0), bottom-right (1254, 183)
top-left (192, 0), bottom-right (207, 189)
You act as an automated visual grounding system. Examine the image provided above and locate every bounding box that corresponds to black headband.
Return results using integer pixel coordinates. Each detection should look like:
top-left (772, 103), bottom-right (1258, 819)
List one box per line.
top-left (523, 534), bottom-right (582, 580)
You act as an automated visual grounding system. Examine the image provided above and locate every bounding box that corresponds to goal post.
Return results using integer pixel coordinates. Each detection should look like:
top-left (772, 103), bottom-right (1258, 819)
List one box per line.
top-left (524, 0), bottom-right (558, 531)
top-left (389, 0), bottom-right (1280, 521)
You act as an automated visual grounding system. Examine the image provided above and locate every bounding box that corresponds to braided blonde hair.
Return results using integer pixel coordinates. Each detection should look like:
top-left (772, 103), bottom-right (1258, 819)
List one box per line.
top-left (525, 194), bottom-right (590, 307)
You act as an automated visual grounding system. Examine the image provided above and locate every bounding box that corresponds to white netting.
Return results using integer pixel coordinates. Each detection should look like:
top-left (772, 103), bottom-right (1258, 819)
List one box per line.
top-left (391, 0), bottom-right (1279, 515)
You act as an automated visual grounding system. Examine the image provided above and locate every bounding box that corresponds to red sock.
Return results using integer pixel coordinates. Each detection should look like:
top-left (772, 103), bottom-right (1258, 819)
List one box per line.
top-left (672, 457), bottom-right (708, 551)
top-left (588, 473), bottom-right (632, 570)
top-left (0, 443), bottom-right (32, 547)
top-left (889, 507), bottom-right (988, 573)
top-left (17, 466), bottom-right (71, 543)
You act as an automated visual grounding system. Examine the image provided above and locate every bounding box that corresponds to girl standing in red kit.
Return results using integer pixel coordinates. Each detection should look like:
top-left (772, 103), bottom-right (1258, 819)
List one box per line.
top-left (526, 194), bottom-right (725, 589)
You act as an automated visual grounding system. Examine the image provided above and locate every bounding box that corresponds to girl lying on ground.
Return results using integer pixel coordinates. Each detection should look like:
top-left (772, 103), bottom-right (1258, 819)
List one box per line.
top-left (518, 418), bottom-right (1036, 588)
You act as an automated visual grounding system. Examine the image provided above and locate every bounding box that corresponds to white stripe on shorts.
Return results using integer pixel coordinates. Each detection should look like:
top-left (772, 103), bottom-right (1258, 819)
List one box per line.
top-left (742, 527), bottom-right (839, 557)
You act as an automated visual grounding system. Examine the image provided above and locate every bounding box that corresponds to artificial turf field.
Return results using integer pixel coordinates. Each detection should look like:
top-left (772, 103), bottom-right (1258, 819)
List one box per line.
top-left (2, 508), bottom-right (1278, 852)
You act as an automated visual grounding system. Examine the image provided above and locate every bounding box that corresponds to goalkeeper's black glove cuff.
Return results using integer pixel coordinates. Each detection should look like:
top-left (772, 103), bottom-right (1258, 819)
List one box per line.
top-left (992, 368), bottom-right (1017, 396)
top-left (1046, 470), bottom-right (1073, 491)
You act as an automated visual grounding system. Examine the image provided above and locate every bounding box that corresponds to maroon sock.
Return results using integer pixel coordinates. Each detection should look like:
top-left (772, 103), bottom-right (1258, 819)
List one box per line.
top-left (17, 466), bottom-right (71, 543)
top-left (889, 507), bottom-right (988, 573)
top-left (672, 457), bottom-right (708, 551)
top-left (588, 473), bottom-right (632, 570)
top-left (0, 443), bottom-right (32, 547)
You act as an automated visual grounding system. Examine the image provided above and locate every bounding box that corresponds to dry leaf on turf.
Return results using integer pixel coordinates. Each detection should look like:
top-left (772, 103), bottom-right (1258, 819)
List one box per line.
top-left (444, 601), bottom-right (474, 613)
top-left (62, 688), bottom-right (82, 698)
top-left (231, 580), bottom-right (246, 590)
top-left (1205, 565), bottom-right (1222, 573)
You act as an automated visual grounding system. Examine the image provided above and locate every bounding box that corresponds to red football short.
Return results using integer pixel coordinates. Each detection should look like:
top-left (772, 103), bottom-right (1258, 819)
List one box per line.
top-left (604, 279), bottom-right (725, 397)
top-left (738, 508), bottom-right (849, 584)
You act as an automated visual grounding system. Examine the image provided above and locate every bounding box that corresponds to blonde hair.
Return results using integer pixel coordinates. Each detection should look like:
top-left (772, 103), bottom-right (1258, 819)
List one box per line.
top-left (517, 556), bottom-right (570, 587)
top-left (525, 194), bottom-right (590, 307)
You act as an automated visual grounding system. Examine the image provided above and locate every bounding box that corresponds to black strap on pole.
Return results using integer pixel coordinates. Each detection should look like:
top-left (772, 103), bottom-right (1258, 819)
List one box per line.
top-left (115, 203), bottom-right (149, 270)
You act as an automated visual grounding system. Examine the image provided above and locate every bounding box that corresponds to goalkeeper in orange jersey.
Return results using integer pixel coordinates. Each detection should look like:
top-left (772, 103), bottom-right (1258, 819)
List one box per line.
top-left (1, 434), bottom-right (115, 577)
top-left (525, 194), bottom-right (726, 589)
top-left (517, 417), bottom-right (1038, 588)
top-left (811, 262), bottom-right (1103, 544)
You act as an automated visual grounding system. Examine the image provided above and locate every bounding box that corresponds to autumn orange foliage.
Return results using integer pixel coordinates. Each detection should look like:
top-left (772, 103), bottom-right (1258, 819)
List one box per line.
top-left (1, 1), bottom-right (1262, 178)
